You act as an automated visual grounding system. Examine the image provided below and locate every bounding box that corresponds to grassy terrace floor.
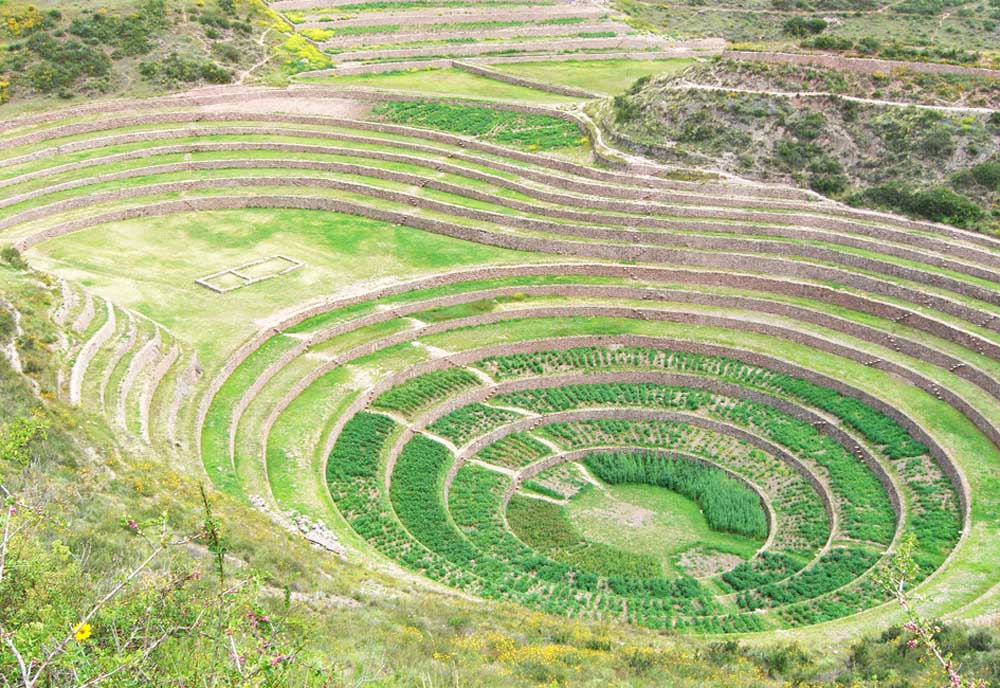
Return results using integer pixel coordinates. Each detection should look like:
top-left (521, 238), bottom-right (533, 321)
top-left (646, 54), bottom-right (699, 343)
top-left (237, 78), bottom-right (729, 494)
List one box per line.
top-left (565, 481), bottom-right (766, 577)
top-left (298, 68), bottom-right (587, 103)
top-left (28, 209), bottom-right (556, 369)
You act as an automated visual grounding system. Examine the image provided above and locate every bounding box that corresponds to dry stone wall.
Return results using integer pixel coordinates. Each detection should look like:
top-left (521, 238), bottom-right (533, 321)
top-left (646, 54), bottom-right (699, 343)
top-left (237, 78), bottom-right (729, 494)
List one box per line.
top-left (724, 50), bottom-right (1000, 79)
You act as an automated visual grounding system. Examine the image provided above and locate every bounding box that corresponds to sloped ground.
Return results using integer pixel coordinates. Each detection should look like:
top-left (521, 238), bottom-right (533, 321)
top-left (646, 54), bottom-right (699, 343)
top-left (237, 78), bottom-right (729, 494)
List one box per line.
top-left (592, 61), bottom-right (1000, 232)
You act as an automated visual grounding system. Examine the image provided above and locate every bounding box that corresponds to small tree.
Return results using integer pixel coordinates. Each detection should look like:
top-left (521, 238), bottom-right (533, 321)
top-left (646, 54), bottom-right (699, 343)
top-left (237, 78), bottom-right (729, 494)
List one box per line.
top-left (877, 535), bottom-right (986, 688)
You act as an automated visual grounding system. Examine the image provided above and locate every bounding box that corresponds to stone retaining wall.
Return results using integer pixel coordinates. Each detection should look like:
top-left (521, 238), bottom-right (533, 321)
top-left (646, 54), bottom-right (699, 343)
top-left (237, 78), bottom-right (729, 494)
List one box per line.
top-left (331, 36), bottom-right (669, 63)
top-left (12, 179), bottom-right (1000, 313)
top-left (368, 333), bottom-right (967, 520)
top-left (318, 49), bottom-right (723, 76)
top-left (141, 343), bottom-right (180, 443)
top-left (0, 106), bottom-right (810, 204)
top-left (384, 367), bottom-right (895, 531)
top-left (9, 155), bottom-right (998, 275)
top-left (724, 50), bottom-right (1000, 79)
top-left (8, 101), bottom-right (993, 247)
top-left (220, 274), bottom-right (994, 471)
top-left (323, 23), bottom-right (628, 50)
top-left (116, 327), bottom-right (161, 429)
top-left (233, 280), bottom-right (1000, 429)
top-left (298, 308), bottom-right (970, 523)
top-left (293, 6), bottom-right (605, 30)
top-left (20, 195), bottom-right (1000, 342)
top-left (0, 84), bottom-right (983, 240)
top-left (452, 62), bottom-right (599, 99)
top-left (199, 261), bottom-right (1000, 476)
top-left (69, 300), bottom-right (115, 406)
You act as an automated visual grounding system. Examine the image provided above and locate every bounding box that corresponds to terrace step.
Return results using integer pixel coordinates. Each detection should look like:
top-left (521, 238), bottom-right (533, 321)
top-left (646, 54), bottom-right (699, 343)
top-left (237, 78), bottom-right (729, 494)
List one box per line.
top-left (328, 35), bottom-right (670, 62)
top-left (115, 323), bottom-right (162, 430)
top-left (319, 22), bottom-right (632, 50)
top-left (69, 298), bottom-right (116, 406)
top-left (295, 5), bottom-right (606, 29)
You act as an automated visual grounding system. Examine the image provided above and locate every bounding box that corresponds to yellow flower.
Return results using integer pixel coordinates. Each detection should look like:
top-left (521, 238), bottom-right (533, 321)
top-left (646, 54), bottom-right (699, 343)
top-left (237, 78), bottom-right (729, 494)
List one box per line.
top-left (73, 623), bottom-right (92, 641)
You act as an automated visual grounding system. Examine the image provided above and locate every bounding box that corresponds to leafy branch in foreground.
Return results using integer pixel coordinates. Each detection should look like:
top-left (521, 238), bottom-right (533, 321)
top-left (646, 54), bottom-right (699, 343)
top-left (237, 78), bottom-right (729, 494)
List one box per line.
top-left (0, 480), bottom-right (315, 687)
top-left (877, 535), bottom-right (986, 688)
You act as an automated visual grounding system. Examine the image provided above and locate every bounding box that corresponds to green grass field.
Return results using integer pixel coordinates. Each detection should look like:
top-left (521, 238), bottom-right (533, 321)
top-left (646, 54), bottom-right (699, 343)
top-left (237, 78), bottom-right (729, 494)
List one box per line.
top-left (28, 209), bottom-right (554, 367)
top-left (565, 481), bottom-right (764, 577)
top-left (298, 68), bottom-right (584, 104)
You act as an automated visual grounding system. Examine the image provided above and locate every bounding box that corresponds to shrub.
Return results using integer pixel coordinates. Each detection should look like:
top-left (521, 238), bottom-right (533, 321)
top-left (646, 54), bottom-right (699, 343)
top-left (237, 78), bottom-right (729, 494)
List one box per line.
top-left (627, 74), bottom-right (651, 95)
top-left (1, 246), bottom-right (27, 270)
top-left (212, 42), bottom-right (240, 63)
top-left (68, 0), bottom-right (165, 56)
top-left (854, 182), bottom-right (984, 228)
top-left (788, 112), bottom-right (827, 141)
top-left (782, 17), bottom-right (828, 36)
top-left (1, 5), bottom-right (44, 37)
top-left (805, 35), bottom-right (854, 50)
top-left (143, 52), bottom-right (232, 85)
top-left (613, 94), bottom-right (641, 124)
top-left (25, 36), bottom-right (111, 92)
top-left (970, 159), bottom-right (1000, 191)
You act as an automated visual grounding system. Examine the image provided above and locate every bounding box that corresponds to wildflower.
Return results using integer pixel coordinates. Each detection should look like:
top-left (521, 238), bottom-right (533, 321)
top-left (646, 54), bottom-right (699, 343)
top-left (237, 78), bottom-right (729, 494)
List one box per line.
top-left (270, 654), bottom-right (289, 666)
top-left (906, 639), bottom-right (919, 649)
top-left (73, 623), bottom-right (92, 641)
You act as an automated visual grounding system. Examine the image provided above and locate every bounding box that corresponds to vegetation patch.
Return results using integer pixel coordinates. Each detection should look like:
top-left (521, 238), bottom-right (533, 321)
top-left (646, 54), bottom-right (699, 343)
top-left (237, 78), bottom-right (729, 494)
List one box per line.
top-left (372, 101), bottom-right (587, 150)
top-left (594, 72), bottom-right (1000, 231)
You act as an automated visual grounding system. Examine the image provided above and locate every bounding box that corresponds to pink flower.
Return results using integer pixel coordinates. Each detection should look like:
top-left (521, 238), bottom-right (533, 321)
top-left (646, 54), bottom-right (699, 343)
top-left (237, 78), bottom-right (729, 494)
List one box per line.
top-left (906, 639), bottom-right (919, 649)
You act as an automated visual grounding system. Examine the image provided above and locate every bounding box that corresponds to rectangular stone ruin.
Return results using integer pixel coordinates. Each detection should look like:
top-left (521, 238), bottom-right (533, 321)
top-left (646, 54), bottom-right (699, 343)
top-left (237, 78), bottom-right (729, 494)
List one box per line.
top-left (195, 255), bottom-right (304, 293)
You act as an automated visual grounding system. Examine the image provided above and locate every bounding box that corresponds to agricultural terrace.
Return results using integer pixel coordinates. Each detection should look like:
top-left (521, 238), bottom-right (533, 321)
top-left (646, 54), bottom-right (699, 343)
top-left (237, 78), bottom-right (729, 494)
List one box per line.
top-left (2, 78), bottom-right (999, 645)
top-left (267, 0), bottom-right (722, 80)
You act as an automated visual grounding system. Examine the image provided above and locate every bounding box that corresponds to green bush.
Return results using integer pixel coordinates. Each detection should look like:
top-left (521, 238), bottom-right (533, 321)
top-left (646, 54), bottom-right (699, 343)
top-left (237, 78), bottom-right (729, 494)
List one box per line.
top-left (142, 52), bottom-right (232, 85)
top-left (854, 182), bottom-right (984, 228)
top-left (1, 246), bottom-right (27, 270)
top-left (782, 17), bottom-right (828, 36)
top-left (613, 94), bottom-right (641, 124)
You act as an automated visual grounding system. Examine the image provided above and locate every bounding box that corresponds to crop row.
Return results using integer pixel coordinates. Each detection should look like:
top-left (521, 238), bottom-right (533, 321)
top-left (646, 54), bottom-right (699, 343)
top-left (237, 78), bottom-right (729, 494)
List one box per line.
top-left (371, 101), bottom-right (587, 150)
top-left (427, 402), bottom-right (523, 445)
top-left (371, 367), bottom-right (481, 417)
top-left (474, 431), bottom-right (552, 469)
top-left (479, 347), bottom-right (927, 458)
